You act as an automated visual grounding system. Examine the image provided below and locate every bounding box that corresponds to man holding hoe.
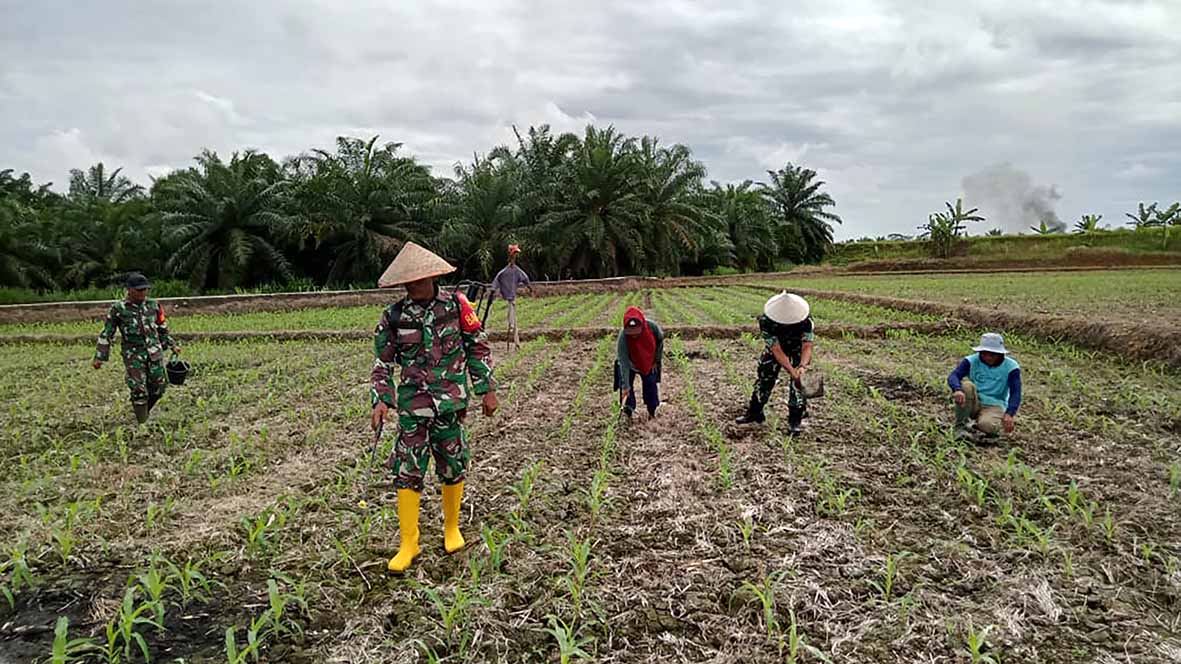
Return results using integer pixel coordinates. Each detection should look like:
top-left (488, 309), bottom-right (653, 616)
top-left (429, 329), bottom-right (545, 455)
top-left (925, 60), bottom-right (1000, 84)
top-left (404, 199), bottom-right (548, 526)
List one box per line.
top-left (370, 242), bottom-right (498, 574)
top-left (93, 272), bottom-right (181, 424)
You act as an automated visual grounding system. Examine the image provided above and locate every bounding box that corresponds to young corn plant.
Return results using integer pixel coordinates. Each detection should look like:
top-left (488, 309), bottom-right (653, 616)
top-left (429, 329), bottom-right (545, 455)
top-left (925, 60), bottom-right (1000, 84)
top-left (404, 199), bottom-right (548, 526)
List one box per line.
top-left (51, 616), bottom-right (98, 663)
top-left (544, 614), bottom-right (592, 664)
top-left (564, 531), bottom-right (593, 622)
top-left (736, 515), bottom-right (755, 553)
top-left (963, 620), bottom-right (999, 664)
top-left (509, 460), bottom-right (543, 536)
top-left (869, 552), bottom-right (911, 604)
top-left (104, 587), bottom-right (162, 664)
top-left (740, 570), bottom-right (786, 645)
top-left (480, 524), bottom-right (509, 575)
top-left (420, 582), bottom-right (480, 655)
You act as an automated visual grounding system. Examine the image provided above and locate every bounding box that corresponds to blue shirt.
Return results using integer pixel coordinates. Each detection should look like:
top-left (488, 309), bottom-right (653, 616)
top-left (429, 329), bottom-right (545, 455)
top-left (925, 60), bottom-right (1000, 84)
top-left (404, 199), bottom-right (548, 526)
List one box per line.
top-left (948, 354), bottom-right (1022, 415)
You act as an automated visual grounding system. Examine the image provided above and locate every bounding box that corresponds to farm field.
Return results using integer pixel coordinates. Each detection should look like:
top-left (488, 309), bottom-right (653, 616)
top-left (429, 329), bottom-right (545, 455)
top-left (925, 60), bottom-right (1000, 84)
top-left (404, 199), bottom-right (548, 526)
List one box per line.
top-left (784, 269), bottom-right (1181, 326)
top-left (1, 278), bottom-right (1180, 663)
top-left (0, 287), bottom-right (939, 338)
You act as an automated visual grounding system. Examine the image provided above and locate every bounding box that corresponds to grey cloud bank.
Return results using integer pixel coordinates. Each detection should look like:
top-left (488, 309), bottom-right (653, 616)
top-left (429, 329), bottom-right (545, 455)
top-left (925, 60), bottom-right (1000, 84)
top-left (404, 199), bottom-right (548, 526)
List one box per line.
top-left (2, 0), bottom-right (1179, 239)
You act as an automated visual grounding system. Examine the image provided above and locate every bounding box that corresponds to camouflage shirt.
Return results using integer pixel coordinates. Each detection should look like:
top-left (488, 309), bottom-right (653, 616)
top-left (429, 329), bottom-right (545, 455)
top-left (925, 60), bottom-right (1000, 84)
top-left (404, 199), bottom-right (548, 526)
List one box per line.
top-left (370, 289), bottom-right (495, 417)
top-left (759, 315), bottom-right (815, 357)
top-left (95, 298), bottom-right (176, 362)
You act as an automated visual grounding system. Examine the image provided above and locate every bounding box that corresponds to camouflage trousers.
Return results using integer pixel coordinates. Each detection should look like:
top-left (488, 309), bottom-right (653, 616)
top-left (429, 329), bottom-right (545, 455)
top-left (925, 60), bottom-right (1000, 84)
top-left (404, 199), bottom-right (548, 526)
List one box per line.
top-left (123, 351), bottom-right (166, 406)
top-left (389, 412), bottom-right (470, 492)
top-left (747, 349), bottom-right (806, 417)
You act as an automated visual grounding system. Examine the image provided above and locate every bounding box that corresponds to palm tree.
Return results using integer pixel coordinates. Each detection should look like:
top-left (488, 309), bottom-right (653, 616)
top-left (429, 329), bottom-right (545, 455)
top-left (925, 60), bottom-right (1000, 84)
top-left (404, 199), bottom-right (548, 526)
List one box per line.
top-left (68, 163), bottom-right (144, 204)
top-left (944, 198), bottom-right (984, 226)
top-left (706, 180), bottom-right (778, 271)
top-left (440, 156), bottom-right (522, 280)
top-left (1029, 219), bottom-right (1057, 235)
top-left (537, 125), bottom-right (646, 277)
top-left (760, 164), bottom-right (842, 264)
top-left (156, 150), bottom-right (297, 290)
top-left (0, 200), bottom-right (56, 288)
top-left (1074, 214), bottom-right (1104, 233)
top-left (1126, 202), bottom-right (1162, 228)
top-left (289, 136), bottom-right (437, 285)
top-left (635, 137), bottom-right (715, 274)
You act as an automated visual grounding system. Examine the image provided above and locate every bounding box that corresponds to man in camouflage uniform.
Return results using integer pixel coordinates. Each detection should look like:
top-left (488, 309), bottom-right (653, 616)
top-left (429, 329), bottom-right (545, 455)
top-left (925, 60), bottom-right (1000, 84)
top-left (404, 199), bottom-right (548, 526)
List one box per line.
top-left (92, 273), bottom-right (181, 424)
top-left (370, 242), bottom-right (498, 574)
top-left (736, 292), bottom-right (814, 435)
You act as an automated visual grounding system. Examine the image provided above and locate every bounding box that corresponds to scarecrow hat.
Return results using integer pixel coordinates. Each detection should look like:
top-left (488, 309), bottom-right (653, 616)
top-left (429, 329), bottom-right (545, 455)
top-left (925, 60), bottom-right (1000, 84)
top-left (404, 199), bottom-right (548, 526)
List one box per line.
top-left (508, 244), bottom-right (521, 256)
top-left (973, 332), bottom-right (1009, 354)
top-left (764, 291), bottom-right (810, 325)
top-left (377, 241), bottom-right (456, 288)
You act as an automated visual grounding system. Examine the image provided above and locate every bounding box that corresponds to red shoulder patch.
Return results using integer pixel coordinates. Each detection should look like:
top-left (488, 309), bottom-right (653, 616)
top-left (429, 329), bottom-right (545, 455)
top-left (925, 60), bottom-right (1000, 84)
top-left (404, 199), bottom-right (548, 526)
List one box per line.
top-left (457, 293), bottom-right (482, 333)
top-left (156, 304), bottom-right (167, 325)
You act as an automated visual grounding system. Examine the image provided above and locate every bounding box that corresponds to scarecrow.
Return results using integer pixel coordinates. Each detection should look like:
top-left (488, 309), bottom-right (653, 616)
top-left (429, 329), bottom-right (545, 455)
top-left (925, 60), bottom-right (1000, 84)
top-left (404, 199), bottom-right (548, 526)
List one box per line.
top-left (370, 242), bottom-right (498, 573)
top-left (92, 273), bottom-right (182, 424)
top-left (948, 332), bottom-right (1021, 439)
top-left (491, 244), bottom-right (532, 350)
top-left (735, 291), bottom-right (814, 435)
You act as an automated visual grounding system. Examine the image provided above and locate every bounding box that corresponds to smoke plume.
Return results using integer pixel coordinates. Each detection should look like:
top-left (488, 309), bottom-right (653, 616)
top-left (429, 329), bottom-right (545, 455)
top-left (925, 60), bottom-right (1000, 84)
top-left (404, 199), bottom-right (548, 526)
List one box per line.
top-left (961, 163), bottom-right (1064, 233)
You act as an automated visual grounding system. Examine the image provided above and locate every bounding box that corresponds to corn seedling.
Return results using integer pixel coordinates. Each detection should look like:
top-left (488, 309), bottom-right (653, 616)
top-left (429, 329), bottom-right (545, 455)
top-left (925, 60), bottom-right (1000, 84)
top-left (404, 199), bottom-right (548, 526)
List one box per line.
top-left (963, 620), bottom-right (999, 664)
top-left (134, 557), bottom-right (174, 629)
top-left (164, 556), bottom-right (215, 606)
top-left (740, 570), bottom-right (786, 644)
top-left (544, 614), bottom-right (592, 664)
top-left (420, 582), bottom-right (479, 651)
top-left (1169, 462), bottom-right (1180, 497)
top-left (564, 531), bottom-right (593, 621)
top-left (105, 587), bottom-right (162, 663)
top-left (736, 515), bottom-right (754, 553)
top-left (480, 524), bottom-right (509, 574)
top-left (1101, 508), bottom-right (1118, 545)
top-left (869, 552), bottom-right (911, 604)
top-left (509, 460), bottom-right (543, 535)
top-left (51, 616), bottom-right (97, 664)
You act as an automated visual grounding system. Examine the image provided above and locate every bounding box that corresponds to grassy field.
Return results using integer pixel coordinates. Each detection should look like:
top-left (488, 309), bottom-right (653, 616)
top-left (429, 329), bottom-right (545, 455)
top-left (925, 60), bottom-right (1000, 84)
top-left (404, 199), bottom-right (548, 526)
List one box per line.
top-left (788, 269), bottom-right (1181, 325)
top-left (830, 227), bottom-right (1181, 265)
top-left (0, 288), bottom-right (939, 337)
top-left (1, 280), bottom-right (1179, 662)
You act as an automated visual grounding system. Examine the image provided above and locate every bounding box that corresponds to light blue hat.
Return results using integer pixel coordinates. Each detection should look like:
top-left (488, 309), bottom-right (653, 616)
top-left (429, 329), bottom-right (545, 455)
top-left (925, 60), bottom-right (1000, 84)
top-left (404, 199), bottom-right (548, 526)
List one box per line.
top-left (973, 332), bottom-right (1009, 354)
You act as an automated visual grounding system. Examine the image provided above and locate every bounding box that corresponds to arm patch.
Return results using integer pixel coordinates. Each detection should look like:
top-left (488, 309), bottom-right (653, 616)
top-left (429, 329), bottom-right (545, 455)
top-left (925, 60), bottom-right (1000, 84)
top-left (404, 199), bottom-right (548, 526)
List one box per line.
top-left (457, 293), bottom-right (482, 332)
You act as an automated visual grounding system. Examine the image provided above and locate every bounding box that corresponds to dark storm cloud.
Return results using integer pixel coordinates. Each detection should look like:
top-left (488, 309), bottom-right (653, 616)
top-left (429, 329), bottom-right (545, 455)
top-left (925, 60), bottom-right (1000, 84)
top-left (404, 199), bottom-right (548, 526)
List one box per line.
top-left (1, 0), bottom-right (1179, 237)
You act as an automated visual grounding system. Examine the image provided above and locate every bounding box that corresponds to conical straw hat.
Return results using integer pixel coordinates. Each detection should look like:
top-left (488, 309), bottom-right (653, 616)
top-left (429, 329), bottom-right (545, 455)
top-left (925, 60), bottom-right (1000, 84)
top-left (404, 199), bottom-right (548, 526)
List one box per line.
top-left (764, 291), bottom-right (810, 325)
top-left (377, 241), bottom-right (456, 288)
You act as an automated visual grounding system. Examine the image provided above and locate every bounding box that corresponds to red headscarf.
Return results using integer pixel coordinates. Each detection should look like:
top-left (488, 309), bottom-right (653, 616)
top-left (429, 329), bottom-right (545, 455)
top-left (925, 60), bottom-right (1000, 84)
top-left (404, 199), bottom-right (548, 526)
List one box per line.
top-left (623, 306), bottom-right (657, 375)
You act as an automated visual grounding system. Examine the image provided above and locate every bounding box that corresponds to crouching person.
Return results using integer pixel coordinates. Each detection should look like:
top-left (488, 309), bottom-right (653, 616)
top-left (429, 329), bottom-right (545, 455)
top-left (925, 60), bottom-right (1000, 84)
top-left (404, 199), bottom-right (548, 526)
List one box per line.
top-left (736, 292), bottom-right (814, 435)
top-left (948, 333), bottom-right (1021, 439)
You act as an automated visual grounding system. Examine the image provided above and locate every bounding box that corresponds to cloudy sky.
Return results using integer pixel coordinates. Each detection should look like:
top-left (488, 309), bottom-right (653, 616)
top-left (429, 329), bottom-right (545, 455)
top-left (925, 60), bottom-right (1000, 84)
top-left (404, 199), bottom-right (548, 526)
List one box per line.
top-left (2, 0), bottom-right (1179, 238)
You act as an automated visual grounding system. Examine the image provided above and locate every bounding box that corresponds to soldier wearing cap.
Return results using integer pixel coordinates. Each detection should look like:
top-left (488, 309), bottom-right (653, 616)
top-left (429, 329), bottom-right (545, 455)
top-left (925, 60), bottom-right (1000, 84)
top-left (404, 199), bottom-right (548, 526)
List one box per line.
top-left (736, 291), bottom-right (815, 435)
top-left (92, 273), bottom-right (181, 424)
top-left (948, 332), bottom-right (1022, 439)
top-left (491, 244), bottom-right (532, 350)
top-left (370, 242), bottom-right (498, 573)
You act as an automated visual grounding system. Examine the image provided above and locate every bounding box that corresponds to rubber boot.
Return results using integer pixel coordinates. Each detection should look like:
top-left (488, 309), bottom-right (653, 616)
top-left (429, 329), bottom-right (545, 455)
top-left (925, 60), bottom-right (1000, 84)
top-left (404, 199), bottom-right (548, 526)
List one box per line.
top-left (442, 481), bottom-right (466, 554)
top-left (147, 392), bottom-right (162, 413)
top-left (736, 393), bottom-right (766, 425)
top-left (133, 403), bottom-right (149, 424)
top-left (388, 489), bottom-right (422, 573)
top-left (788, 405), bottom-right (805, 436)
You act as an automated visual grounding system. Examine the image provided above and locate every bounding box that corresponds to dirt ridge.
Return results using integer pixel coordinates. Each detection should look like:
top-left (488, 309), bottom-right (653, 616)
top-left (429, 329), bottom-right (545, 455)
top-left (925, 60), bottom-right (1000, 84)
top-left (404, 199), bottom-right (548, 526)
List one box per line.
top-left (0, 320), bottom-right (962, 346)
top-left (744, 284), bottom-right (1181, 369)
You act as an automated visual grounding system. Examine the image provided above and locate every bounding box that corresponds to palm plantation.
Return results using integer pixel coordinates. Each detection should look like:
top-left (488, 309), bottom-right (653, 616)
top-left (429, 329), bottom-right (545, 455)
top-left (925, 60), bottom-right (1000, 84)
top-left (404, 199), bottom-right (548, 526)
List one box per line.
top-left (0, 124), bottom-right (850, 293)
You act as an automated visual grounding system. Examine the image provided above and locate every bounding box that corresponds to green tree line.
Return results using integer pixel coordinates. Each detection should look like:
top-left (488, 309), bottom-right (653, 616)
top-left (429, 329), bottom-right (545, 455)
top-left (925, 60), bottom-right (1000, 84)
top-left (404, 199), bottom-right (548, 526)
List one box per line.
top-left (0, 125), bottom-right (842, 294)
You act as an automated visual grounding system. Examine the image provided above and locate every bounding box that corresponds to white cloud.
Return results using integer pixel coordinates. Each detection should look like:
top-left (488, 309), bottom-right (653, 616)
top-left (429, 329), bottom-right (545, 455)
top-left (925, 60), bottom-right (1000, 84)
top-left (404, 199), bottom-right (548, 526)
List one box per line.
top-left (1, 0), bottom-right (1180, 239)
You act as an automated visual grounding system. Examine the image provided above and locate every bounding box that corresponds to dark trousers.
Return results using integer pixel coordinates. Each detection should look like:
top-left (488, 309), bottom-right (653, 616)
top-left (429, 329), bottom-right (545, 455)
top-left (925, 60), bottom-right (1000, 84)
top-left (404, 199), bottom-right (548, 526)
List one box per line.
top-left (747, 349), bottom-right (806, 418)
top-left (624, 370), bottom-right (660, 416)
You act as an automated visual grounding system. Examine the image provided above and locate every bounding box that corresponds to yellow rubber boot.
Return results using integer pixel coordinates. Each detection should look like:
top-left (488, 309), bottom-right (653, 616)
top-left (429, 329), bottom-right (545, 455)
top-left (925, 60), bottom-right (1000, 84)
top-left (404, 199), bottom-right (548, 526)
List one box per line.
top-left (388, 489), bottom-right (421, 573)
top-left (442, 481), bottom-right (466, 554)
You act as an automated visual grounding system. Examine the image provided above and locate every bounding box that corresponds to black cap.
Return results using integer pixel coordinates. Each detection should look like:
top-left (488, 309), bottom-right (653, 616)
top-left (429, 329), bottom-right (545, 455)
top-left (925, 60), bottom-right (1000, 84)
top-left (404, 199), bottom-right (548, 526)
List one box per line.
top-left (625, 318), bottom-right (640, 328)
top-left (126, 273), bottom-right (150, 289)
